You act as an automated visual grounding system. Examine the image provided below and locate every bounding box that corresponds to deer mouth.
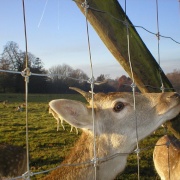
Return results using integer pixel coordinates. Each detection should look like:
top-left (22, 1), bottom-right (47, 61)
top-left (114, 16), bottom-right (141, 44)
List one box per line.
top-left (156, 92), bottom-right (180, 115)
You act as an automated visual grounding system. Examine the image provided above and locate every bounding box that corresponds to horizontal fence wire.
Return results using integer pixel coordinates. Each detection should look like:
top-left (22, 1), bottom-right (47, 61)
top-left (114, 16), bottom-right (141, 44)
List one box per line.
top-left (0, 68), bottom-right (175, 92)
top-left (1, 0), bottom-right (179, 179)
top-left (5, 140), bottom-right (170, 180)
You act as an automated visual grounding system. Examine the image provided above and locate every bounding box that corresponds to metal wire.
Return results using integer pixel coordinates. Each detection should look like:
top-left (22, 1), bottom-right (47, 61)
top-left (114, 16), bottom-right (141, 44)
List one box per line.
top-left (155, 0), bottom-right (171, 178)
top-left (1, 1), bottom-right (179, 179)
top-left (22, 0), bottom-right (30, 179)
top-left (87, 3), bottom-right (180, 45)
top-left (155, 0), bottom-right (165, 93)
top-left (9, 138), bottom-right (171, 180)
top-left (83, 0), bottom-right (97, 179)
top-left (124, 1), bottom-right (140, 179)
top-left (0, 68), bottom-right (177, 93)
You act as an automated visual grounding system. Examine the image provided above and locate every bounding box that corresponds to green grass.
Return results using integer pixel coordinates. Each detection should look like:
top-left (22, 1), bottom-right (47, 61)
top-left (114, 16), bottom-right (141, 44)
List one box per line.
top-left (0, 93), bottom-right (166, 179)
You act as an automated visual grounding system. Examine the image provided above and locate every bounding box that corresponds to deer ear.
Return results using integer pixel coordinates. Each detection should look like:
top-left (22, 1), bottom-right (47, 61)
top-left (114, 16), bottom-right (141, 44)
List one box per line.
top-left (49, 99), bottom-right (93, 130)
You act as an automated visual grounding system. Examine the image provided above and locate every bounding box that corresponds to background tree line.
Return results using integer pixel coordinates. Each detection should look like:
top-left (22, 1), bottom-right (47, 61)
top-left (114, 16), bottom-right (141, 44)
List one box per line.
top-left (0, 41), bottom-right (179, 94)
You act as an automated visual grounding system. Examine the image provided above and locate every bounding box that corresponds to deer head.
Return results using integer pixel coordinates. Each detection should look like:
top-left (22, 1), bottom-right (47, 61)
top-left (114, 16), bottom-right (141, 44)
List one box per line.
top-left (46, 88), bottom-right (180, 179)
top-left (50, 88), bottom-right (179, 143)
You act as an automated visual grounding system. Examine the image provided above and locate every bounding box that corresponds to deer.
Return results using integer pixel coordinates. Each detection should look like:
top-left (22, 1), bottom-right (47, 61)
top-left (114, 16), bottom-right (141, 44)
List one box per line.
top-left (153, 135), bottom-right (180, 180)
top-left (49, 107), bottom-right (78, 134)
top-left (49, 107), bottom-right (65, 131)
top-left (2, 100), bottom-right (8, 108)
top-left (70, 125), bottom-right (79, 134)
top-left (43, 87), bottom-right (180, 180)
top-left (0, 144), bottom-right (27, 179)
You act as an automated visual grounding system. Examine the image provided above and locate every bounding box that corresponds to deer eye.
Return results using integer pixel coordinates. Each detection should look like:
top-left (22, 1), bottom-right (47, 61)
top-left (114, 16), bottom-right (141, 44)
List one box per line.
top-left (113, 102), bottom-right (125, 112)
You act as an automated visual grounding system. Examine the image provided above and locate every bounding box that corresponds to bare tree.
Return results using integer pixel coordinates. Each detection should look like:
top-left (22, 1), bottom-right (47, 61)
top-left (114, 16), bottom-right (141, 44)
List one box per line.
top-left (48, 64), bottom-right (89, 93)
top-left (0, 41), bottom-right (48, 93)
top-left (49, 64), bottom-right (73, 81)
top-left (2, 41), bottom-right (24, 71)
top-left (0, 58), bottom-right (12, 92)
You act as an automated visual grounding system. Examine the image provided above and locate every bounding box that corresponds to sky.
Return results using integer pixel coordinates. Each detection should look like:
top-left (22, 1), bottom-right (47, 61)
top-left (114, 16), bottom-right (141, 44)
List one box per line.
top-left (0, 0), bottom-right (179, 79)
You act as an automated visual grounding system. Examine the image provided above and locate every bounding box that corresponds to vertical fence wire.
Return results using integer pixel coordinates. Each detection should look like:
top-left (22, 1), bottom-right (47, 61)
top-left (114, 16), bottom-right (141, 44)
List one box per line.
top-left (155, 0), bottom-right (164, 92)
top-left (124, 1), bottom-right (140, 179)
top-left (22, 0), bottom-right (30, 179)
top-left (84, 0), bottom-right (97, 179)
top-left (156, 0), bottom-right (171, 179)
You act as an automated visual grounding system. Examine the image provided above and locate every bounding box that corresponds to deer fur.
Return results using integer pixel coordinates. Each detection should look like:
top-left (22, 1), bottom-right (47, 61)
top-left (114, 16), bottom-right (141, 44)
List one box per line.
top-left (153, 135), bottom-right (180, 180)
top-left (44, 87), bottom-right (180, 180)
top-left (0, 144), bottom-right (27, 179)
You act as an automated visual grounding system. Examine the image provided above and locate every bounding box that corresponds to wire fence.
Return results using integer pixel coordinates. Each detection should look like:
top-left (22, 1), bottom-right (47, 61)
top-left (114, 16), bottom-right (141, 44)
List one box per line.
top-left (0, 0), bottom-right (179, 179)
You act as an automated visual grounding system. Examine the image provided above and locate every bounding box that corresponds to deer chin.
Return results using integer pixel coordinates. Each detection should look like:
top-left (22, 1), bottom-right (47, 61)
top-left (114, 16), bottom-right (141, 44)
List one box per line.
top-left (137, 112), bottom-right (180, 142)
top-left (131, 111), bottom-right (179, 143)
top-left (136, 93), bottom-right (180, 140)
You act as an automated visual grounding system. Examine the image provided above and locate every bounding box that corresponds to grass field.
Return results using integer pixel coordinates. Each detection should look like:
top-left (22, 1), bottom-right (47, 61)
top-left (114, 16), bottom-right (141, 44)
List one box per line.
top-left (0, 93), bottom-right (167, 179)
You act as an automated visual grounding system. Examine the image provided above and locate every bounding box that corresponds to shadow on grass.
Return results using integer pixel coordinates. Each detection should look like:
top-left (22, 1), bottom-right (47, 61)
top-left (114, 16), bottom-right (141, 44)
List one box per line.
top-left (12, 123), bottom-right (25, 126)
top-left (30, 157), bottom-right (64, 167)
top-left (39, 142), bottom-right (66, 149)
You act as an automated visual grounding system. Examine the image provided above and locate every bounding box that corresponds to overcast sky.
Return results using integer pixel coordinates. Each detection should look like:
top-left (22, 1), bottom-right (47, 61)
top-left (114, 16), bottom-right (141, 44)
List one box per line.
top-left (0, 0), bottom-right (179, 78)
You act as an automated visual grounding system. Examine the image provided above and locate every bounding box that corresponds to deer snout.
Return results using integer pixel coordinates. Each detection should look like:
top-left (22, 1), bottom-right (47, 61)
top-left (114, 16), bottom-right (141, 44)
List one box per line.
top-left (170, 92), bottom-right (180, 99)
top-left (166, 92), bottom-right (180, 102)
top-left (165, 92), bottom-right (180, 100)
top-left (156, 92), bottom-right (180, 115)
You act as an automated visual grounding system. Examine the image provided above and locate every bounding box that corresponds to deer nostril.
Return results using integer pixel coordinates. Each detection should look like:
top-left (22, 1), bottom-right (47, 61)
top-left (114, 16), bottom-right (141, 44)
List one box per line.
top-left (170, 93), bottom-right (180, 99)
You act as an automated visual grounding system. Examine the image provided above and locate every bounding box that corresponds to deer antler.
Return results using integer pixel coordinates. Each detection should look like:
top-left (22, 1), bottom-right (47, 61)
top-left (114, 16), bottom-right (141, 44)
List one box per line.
top-left (69, 87), bottom-right (92, 103)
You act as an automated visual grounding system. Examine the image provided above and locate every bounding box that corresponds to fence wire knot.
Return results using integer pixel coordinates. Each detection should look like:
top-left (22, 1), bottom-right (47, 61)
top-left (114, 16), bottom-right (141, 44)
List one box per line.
top-left (160, 83), bottom-right (165, 92)
top-left (156, 32), bottom-right (160, 40)
top-left (21, 68), bottom-right (31, 83)
top-left (91, 157), bottom-right (99, 167)
top-left (123, 20), bottom-right (129, 28)
top-left (81, 1), bottom-right (89, 10)
top-left (131, 83), bottom-right (136, 91)
top-left (88, 76), bottom-right (95, 89)
top-left (21, 68), bottom-right (31, 77)
top-left (22, 171), bottom-right (33, 179)
top-left (134, 147), bottom-right (141, 154)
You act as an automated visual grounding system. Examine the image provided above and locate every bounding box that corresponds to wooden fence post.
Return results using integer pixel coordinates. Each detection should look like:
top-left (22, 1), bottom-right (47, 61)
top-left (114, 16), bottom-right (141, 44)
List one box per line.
top-left (75, 0), bottom-right (180, 138)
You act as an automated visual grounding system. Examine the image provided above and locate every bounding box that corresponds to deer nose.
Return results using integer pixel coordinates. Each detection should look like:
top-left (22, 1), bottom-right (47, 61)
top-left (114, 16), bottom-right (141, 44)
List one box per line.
top-left (170, 92), bottom-right (180, 99)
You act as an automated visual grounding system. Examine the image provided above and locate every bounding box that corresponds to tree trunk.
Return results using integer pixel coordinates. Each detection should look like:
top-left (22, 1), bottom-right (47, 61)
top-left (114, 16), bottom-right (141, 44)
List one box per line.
top-left (75, 0), bottom-right (180, 139)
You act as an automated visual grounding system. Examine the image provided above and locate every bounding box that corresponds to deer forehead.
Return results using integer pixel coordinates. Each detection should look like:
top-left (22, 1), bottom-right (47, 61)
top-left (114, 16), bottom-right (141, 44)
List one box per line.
top-left (92, 92), bottom-right (150, 109)
top-left (90, 92), bottom-right (180, 121)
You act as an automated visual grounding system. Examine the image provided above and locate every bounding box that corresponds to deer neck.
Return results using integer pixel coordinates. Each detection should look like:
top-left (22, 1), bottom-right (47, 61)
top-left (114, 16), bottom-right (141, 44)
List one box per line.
top-left (44, 131), bottom-right (133, 180)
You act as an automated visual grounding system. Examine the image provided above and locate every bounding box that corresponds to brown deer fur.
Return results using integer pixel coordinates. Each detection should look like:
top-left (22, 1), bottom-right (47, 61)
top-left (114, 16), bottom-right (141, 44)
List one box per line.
top-left (0, 144), bottom-right (27, 178)
top-left (153, 135), bottom-right (180, 180)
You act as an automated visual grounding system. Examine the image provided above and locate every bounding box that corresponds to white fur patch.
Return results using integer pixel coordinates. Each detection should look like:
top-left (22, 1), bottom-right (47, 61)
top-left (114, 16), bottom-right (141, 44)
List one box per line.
top-left (110, 133), bottom-right (126, 149)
